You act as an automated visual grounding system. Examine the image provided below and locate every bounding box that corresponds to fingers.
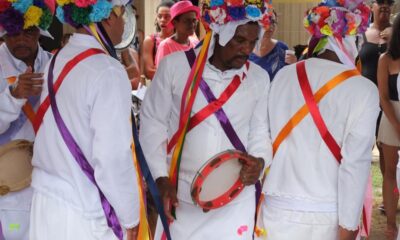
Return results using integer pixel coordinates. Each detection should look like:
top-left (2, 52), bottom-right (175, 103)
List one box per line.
top-left (239, 155), bottom-right (264, 185)
top-left (25, 66), bottom-right (33, 73)
top-left (12, 73), bottom-right (44, 98)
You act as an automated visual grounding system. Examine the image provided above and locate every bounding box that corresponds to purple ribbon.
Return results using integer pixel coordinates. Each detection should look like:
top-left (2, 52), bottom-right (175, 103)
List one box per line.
top-left (185, 49), bottom-right (245, 152)
top-left (47, 52), bottom-right (123, 240)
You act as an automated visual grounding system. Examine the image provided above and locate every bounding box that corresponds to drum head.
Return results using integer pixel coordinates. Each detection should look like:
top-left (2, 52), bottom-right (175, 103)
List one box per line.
top-left (0, 140), bottom-right (33, 195)
top-left (191, 150), bottom-right (250, 210)
top-left (114, 5), bottom-right (137, 50)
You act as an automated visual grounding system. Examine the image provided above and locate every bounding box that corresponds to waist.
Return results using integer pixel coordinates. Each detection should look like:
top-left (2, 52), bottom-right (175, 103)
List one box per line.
top-left (31, 168), bottom-right (104, 218)
top-left (265, 195), bottom-right (337, 212)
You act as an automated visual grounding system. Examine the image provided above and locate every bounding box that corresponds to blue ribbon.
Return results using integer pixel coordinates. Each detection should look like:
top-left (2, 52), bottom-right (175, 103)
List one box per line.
top-left (131, 111), bottom-right (172, 240)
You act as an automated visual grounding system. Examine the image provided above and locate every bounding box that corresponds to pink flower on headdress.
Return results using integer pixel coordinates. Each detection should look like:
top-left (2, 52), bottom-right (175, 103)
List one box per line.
top-left (209, 6), bottom-right (228, 25)
top-left (74, 0), bottom-right (97, 8)
top-left (328, 9), bottom-right (346, 36)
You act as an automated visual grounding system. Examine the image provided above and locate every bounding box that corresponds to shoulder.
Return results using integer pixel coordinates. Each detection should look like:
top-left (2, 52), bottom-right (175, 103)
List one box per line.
top-left (277, 41), bottom-right (288, 50)
top-left (247, 61), bottom-right (270, 86)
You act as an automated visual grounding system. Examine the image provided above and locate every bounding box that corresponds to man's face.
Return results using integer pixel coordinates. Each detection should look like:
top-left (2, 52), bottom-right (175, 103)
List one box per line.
top-left (217, 23), bottom-right (260, 69)
top-left (173, 11), bottom-right (198, 36)
top-left (4, 27), bottom-right (40, 61)
top-left (109, 6), bottom-right (126, 46)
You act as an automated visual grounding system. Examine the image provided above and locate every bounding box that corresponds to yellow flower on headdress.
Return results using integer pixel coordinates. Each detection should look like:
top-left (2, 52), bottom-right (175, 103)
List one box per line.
top-left (56, 0), bottom-right (72, 6)
top-left (7, 0), bottom-right (16, 3)
top-left (320, 24), bottom-right (333, 36)
top-left (24, 5), bottom-right (43, 29)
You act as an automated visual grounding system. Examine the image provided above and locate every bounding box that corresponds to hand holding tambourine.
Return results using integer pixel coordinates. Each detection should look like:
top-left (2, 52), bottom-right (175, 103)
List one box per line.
top-left (191, 150), bottom-right (264, 211)
top-left (238, 152), bottom-right (264, 186)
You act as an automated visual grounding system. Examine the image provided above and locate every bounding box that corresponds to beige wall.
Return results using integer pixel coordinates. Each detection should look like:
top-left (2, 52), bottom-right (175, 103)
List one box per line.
top-left (273, 0), bottom-right (320, 49)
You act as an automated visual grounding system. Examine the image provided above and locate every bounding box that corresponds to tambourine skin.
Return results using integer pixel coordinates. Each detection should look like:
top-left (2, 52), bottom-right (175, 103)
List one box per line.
top-left (190, 150), bottom-right (250, 211)
top-left (0, 140), bottom-right (33, 195)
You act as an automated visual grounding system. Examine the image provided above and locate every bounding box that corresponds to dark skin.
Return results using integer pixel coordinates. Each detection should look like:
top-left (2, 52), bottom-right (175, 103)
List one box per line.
top-left (172, 11), bottom-right (198, 45)
top-left (210, 22), bottom-right (260, 71)
top-left (4, 27), bottom-right (44, 99)
top-left (156, 22), bottom-right (264, 221)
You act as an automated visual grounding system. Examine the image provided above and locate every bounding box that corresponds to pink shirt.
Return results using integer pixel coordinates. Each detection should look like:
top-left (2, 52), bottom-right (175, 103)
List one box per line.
top-left (155, 36), bottom-right (199, 66)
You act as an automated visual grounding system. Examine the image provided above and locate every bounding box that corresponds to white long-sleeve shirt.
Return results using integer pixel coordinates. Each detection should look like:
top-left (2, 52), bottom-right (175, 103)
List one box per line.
top-left (140, 50), bottom-right (272, 204)
top-left (264, 58), bottom-right (379, 230)
top-left (31, 34), bottom-right (139, 228)
top-left (0, 43), bottom-right (51, 211)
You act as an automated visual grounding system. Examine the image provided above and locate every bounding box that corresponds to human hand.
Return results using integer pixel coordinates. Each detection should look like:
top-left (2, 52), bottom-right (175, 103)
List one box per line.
top-left (380, 27), bottom-right (392, 41)
top-left (11, 67), bottom-right (43, 99)
top-left (126, 225), bottom-right (139, 240)
top-left (239, 153), bottom-right (264, 186)
top-left (285, 50), bottom-right (297, 64)
top-left (155, 177), bottom-right (179, 221)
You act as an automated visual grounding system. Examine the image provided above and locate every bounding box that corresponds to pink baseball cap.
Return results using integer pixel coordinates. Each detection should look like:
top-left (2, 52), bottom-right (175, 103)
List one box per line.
top-left (168, 0), bottom-right (200, 28)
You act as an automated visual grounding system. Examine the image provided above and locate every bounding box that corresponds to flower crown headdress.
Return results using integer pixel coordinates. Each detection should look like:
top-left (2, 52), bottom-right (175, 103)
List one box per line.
top-left (304, 0), bottom-right (370, 38)
top-left (55, 0), bottom-right (114, 28)
top-left (201, 0), bottom-right (274, 31)
top-left (0, 0), bottom-right (55, 36)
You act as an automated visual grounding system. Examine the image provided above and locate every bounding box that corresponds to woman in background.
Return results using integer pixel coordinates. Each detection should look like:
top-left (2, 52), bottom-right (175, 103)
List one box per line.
top-left (142, 0), bottom-right (175, 80)
top-left (249, 10), bottom-right (296, 80)
top-left (377, 12), bottom-right (400, 240)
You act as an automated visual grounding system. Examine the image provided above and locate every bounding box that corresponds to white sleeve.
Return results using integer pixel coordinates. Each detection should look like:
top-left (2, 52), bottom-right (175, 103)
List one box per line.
top-left (89, 66), bottom-right (140, 228)
top-left (139, 56), bottom-right (172, 180)
top-left (0, 78), bottom-right (26, 134)
top-left (338, 86), bottom-right (379, 230)
top-left (246, 71), bottom-right (272, 173)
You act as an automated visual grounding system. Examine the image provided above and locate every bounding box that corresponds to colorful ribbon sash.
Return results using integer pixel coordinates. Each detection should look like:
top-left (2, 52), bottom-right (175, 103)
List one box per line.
top-left (46, 49), bottom-right (123, 240)
top-left (0, 77), bottom-right (39, 144)
top-left (254, 63), bottom-right (360, 237)
top-left (33, 48), bottom-right (105, 133)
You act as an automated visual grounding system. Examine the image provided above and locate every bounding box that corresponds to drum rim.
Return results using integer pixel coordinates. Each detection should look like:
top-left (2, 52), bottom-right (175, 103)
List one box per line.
top-left (190, 149), bottom-right (250, 210)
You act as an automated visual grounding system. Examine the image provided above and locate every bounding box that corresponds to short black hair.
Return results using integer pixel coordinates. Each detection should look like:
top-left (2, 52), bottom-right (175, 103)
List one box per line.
top-left (373, 0), bottom-right (394, 5)
top-left (387, 14), bottom-right (400, 60)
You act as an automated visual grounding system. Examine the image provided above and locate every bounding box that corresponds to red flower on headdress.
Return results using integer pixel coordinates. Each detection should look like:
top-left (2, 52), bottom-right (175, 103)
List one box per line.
top-left (0, 0), bottom-right (11, 14)
top-left (314, 6), bottom-right (330, 28)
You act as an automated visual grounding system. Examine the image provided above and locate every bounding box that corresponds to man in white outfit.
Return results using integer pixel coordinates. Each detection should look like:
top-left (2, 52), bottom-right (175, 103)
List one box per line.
top-left (29, 0), bottom-right (140, 239)
top-left (140, 1), bottom-right (274, 239)
top-left (256, 1), bottom-right (379, 240)
top-left (0, 1), bottom-right (54, 239)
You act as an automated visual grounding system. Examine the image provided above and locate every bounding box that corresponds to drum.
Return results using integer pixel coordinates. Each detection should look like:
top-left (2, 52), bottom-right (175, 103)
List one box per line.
top-left (114, 4), bottom-right (137, 50)
top-left (0, 140), bottom-right (33, 195)
top-left (190, 150), bottom-right (251, 211)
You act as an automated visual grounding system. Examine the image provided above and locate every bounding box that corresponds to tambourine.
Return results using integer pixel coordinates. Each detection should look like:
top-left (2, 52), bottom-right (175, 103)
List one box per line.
top-left (190, 150), bottom-right (251, 211)
top-left (114, 4), bottom-right (137, 50)
top-left (0, 140), bottom-right (33, 195)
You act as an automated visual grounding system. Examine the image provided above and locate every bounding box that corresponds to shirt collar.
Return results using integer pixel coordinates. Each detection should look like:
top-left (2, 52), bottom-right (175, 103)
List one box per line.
top-left (203, 60), bottom-right (249, 82)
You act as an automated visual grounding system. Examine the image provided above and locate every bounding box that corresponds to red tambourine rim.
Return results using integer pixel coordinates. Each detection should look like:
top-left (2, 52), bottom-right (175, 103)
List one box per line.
top-left (190, 150), bottom-right (250, 210)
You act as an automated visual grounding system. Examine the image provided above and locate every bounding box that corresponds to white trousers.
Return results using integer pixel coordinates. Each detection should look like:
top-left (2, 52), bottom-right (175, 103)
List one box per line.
top-left (0, 209), bottom-right (30, 240)
top-left (154, 199), bottom-right (256, 240)
top-left (255, 203), bottom-right (338, 240)
top-left (29, 191), bottom-right (122, 240)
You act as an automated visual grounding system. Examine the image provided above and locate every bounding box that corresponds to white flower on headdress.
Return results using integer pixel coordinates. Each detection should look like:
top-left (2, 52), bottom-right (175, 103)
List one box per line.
top-left (325, 9), bottom-right (338, 25)
top-left (209, 7), bottom-right (227, 25)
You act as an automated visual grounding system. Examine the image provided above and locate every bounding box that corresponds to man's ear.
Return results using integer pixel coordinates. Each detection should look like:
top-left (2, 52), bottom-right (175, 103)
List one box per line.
top-left (102, 12), bottom-right (116, 27)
